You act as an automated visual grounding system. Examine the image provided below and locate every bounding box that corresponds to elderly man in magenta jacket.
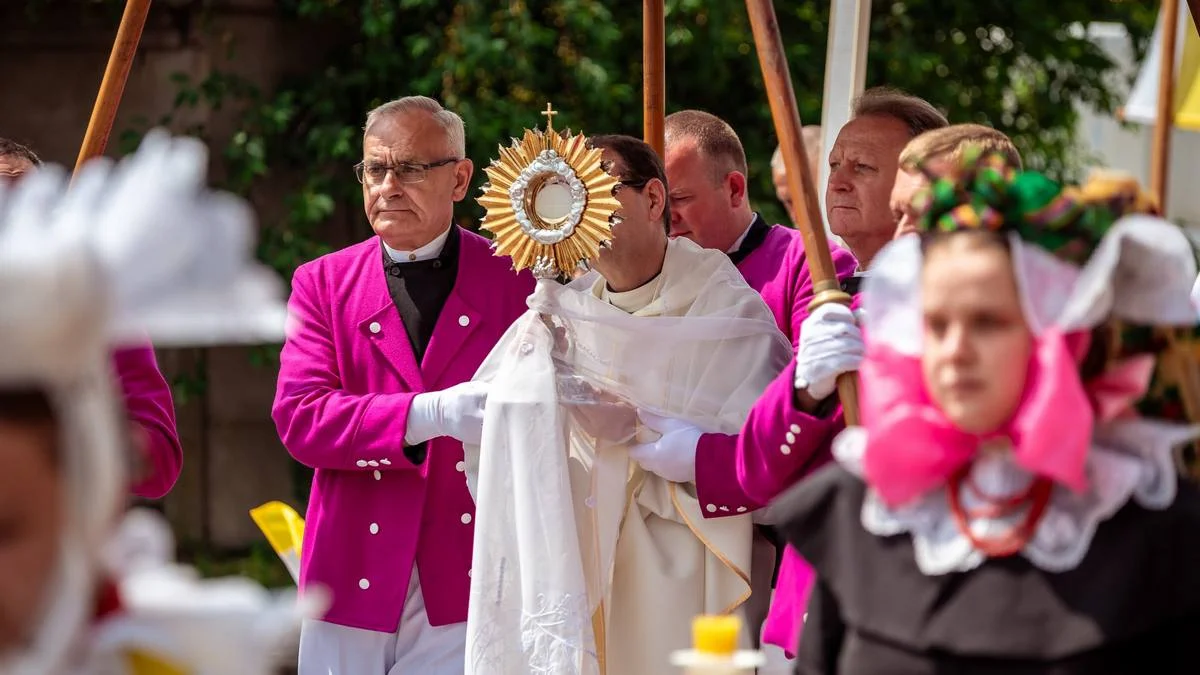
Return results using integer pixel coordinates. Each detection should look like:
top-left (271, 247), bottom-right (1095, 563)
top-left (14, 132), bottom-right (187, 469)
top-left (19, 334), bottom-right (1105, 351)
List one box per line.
top-left (272, 96), bottom-right (533, 675)
top-left (0, 139), bottom-right (182, 500)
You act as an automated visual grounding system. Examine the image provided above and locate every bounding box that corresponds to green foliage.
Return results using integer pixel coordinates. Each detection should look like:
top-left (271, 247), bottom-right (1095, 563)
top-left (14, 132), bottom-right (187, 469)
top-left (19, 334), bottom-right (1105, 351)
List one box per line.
top-left (868, 0), bottom-right (1158, 179)
top-left (183, 541), bottom-right (297, 587)
top-left (129, 0), bottom-right (1155, 280)
top-left (28, 0), bottom-right (1159, 275)
top-left (168, 353), bottom-right (208, 407)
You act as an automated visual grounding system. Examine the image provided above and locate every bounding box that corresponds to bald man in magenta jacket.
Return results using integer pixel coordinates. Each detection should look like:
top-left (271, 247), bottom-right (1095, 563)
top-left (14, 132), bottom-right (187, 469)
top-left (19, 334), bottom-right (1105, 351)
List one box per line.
top-left (638, 112), bottom-right (858, 669)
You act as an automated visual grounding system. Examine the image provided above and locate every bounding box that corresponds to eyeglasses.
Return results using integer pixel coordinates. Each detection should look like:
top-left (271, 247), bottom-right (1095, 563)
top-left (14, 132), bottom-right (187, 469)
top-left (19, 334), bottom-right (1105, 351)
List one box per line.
top-left (0, 170), bottom-right (30, 185)
top-left (615, 178), bottom-right (650, 193)
top-left (354, 157), bottom-right (460, 186)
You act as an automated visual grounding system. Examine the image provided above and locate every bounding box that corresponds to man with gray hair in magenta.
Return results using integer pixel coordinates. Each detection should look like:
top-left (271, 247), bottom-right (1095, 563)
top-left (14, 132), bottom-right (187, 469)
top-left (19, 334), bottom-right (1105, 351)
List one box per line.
top-left (272, 96), bottom-right (534, 674)
top-left (759, 87), bottom-right (948, 661)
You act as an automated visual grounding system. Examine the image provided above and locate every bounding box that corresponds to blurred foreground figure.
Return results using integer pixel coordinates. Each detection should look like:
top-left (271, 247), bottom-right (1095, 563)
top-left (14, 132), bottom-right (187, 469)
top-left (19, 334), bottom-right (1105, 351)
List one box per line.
top-left (0, 136), bottom-right (183, 500)
top-left (773, 152), bottom-right (1200, 674)
top-left (0, 131), bottom-right (323, 675)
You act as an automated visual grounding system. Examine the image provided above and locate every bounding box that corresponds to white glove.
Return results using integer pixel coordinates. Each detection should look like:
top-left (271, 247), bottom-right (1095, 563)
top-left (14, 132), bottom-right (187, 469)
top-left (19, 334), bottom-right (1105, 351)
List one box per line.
top-left (629, 411), bottom-right (702, 483)
top-left (405, 380), bottom-right (490, 446)
top-left (794, 303), bottom-right (864, 400)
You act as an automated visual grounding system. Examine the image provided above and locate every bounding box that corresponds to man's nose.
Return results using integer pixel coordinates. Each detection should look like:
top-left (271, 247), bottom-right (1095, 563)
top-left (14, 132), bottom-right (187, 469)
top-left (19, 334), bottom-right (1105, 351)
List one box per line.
top-left (828, 166), bottom-right (853, 192)
top-left (670, 207), bottom-right (682, 227)
top-left (377, 169), bottom-right (406, 199)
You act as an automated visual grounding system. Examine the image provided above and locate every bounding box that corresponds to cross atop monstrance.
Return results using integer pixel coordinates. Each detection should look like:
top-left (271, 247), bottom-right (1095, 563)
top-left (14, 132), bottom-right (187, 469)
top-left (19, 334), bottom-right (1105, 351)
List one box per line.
top-left (477, 101), bottom-right (620, 278)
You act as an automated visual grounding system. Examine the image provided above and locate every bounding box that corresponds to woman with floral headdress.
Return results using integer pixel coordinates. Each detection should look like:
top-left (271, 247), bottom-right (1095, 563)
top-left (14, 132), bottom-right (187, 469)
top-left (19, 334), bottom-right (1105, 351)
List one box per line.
top-left (0, 131), bottom-right (324, 675)
top-left (770, 152), bottom-right (1200, 674)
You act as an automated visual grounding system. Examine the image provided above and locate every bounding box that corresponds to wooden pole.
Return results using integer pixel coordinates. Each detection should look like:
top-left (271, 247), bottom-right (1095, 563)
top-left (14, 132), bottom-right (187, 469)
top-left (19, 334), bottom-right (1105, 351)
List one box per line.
top-left (1151, 0), bottom-right (1180, 209)
top-left (643, 0), bottom-right (666, 157)
top-left (74, 0), bottom-right (152, 173)
top-left (745, 0), bottom-right (859, 424)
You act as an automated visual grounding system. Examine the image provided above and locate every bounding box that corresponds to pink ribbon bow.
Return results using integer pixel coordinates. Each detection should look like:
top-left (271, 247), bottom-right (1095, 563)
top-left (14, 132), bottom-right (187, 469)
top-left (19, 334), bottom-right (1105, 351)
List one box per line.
top-left (860, 329), bottom-right (1155, 509)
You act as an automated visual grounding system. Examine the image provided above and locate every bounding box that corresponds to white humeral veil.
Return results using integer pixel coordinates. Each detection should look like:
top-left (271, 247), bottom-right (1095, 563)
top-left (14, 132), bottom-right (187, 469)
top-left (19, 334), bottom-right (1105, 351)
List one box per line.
top-left (464, 237), bottom-right (792, 675)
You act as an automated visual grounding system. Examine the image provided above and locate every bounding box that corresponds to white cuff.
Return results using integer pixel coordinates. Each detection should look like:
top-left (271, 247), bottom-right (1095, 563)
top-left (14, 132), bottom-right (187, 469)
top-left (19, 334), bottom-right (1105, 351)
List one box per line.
top-left (404, 392), bottom-right (441, 446)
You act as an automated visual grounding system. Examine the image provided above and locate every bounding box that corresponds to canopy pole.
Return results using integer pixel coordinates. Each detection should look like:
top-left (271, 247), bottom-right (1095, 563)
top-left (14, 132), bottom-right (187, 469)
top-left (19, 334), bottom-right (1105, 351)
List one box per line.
top-left (746, 0), bottom-right (859, 424)
top-left (75, 0), bottom-right (152, 173)
top-left (643, 0), bottom-right (666, 156)
top-left (1152, 0), bottom-right (1181, 209)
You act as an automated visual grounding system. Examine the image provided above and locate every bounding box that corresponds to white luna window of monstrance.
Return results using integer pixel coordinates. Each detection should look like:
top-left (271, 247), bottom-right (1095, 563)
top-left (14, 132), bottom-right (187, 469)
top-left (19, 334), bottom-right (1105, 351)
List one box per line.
top-left (532, 176), bottom-right (575, 224)
top-left (479, 106), bottom-right (621, 279)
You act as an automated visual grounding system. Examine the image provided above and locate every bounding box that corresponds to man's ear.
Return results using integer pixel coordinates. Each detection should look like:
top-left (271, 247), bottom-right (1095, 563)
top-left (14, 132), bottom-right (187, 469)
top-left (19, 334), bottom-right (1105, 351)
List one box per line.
top-left (646, 178), bottom-right (668, 225)
top-left (727, 171), bottom-right (748, 208)
top-left (451, 158), bottom-right (475, 201)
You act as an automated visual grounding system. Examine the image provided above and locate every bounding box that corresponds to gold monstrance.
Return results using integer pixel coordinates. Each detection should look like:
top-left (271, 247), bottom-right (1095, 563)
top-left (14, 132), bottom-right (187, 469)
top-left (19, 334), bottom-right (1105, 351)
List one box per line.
top-left (478, 103), bottom-right (621, 278)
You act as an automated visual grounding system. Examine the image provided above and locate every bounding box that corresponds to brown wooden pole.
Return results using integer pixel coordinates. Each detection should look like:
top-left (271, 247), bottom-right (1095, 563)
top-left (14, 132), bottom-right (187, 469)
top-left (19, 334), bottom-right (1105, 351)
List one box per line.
top-left (1152, 0), bottom-right (1180, 209)
top-left (643, 0), bottom-right (666, 157)
top-left (74, 0), bottom-right (152, 173)
top-left (745, 0), bottom-right (859, 424)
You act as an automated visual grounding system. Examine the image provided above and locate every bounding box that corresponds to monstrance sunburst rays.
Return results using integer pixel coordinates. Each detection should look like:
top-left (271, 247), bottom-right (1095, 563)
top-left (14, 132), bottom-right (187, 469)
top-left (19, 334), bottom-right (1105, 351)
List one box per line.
top-left (478, 105), bottom-right (621, 278)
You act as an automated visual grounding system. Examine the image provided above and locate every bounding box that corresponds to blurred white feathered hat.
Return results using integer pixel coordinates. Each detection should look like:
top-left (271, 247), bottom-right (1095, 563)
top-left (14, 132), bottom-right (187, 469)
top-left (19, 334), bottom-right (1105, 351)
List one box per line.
top-left (0, 129), bottom-right (289, 675)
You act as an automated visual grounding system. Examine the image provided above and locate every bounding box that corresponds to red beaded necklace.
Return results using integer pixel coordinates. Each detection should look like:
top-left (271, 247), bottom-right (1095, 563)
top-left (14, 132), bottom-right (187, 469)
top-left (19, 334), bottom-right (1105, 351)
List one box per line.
top-left (946, 463), bottom-right (1054, 558)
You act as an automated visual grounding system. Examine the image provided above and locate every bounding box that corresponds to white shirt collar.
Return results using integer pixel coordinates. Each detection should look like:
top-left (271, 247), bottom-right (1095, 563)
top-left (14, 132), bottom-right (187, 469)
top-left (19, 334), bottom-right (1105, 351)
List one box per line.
top-left (725, 213), bottom-right (759, 254)
top-left (383, 226), bottom-right (452, 263)
top-left (599, 273), bottom-right (664, 313)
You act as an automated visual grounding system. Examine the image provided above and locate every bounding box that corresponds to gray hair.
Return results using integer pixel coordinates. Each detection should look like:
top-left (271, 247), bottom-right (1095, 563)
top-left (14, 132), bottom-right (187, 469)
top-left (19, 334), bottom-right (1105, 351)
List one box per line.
top-left (851, 87), bottom-right (948, 139)
top-left (770, 125), bottom-right (823, 174)
top-left (364, 96), bottom-right (466, 157)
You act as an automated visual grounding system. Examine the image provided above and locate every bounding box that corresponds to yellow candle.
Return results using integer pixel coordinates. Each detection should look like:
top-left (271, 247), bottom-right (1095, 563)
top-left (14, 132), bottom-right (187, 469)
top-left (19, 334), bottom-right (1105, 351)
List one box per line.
top-left (692, 614), bottom-right (740, 655)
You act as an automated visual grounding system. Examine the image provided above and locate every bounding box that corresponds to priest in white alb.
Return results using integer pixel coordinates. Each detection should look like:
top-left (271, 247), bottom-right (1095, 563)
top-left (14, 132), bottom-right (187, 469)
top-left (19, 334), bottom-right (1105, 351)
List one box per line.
top-left (463, 131), bottom-right (792, 675)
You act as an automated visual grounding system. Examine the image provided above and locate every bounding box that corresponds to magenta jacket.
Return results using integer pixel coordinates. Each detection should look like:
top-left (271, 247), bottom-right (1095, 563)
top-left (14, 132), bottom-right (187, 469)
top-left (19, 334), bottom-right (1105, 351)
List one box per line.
top-left (115, 346), bottom-right (183, 499)
top-left (690, 222), bottom-right (859, 657)
top-left (272, 228), bottom-right (533, 633)
top-left (694, 223), bottom-right (857, 514)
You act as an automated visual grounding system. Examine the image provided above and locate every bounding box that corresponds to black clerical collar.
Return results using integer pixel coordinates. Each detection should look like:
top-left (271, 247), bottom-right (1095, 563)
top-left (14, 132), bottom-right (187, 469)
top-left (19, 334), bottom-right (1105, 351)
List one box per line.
top-left (727, 213), bottom-right (771, 266)
top-left (840, 272), bottom-right (868, 296)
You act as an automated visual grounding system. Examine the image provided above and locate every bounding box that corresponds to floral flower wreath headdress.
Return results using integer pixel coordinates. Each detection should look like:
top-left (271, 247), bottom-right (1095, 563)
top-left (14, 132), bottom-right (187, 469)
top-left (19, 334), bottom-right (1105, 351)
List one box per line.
top-left (843, 148), bottom-right (1200, 567)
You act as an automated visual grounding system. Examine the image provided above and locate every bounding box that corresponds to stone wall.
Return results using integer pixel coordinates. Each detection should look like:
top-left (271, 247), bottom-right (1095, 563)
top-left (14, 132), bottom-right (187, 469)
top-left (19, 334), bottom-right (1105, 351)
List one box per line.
top-left (0, 0), bottom-right (355, 549)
